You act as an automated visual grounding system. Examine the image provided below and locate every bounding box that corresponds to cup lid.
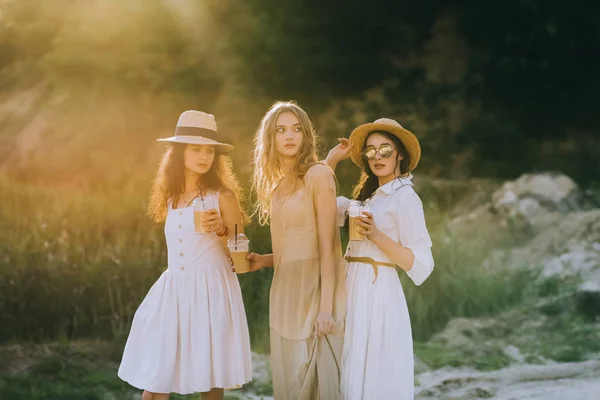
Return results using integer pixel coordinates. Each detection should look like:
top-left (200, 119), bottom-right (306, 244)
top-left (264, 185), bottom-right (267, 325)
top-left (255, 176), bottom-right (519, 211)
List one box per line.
top-left (227, 233), bottom-right (249, 244)
top-left (348, 200), bottom-right (361, 208)
top-left (192, 196), bottom-right (215, 207)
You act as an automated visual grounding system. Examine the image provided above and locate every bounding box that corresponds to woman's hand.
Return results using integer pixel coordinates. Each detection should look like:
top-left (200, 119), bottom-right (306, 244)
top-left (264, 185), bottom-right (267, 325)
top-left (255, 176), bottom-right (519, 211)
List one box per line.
top-left (325, 138), bottom-right (352, 169)
top-left (246, 252), bottom-right (269, 272)
top-left (202, 209), bottom-right (224, 233)
top-left (356, 211), bottom-right (380, 239)
top-left (313, 312), bottom-right (336, 337)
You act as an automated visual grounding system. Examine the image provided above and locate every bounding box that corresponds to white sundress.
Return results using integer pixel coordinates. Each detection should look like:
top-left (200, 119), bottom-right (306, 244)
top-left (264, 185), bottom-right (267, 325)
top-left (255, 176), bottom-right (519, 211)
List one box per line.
top-left (118, 191), bottom-right (252, 394)
top-left (338, 175), bottom-right (434, 400)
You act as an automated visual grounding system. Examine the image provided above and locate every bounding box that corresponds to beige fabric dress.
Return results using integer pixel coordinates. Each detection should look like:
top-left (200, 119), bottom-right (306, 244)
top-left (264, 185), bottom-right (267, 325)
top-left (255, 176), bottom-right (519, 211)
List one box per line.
top-left (269, 164), bottom-right (346, 400)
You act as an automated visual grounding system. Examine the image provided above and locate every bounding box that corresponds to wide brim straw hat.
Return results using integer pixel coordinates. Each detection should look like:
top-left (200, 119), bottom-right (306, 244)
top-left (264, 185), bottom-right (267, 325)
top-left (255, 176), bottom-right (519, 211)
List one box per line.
top-left (157, 110), bottom-right (233, 153)
top-left (348, 117), bottom-right (421, 172)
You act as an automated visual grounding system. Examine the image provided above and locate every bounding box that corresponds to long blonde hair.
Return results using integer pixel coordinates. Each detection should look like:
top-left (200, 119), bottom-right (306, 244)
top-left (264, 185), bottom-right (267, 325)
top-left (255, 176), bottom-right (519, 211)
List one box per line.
top-left (148, 143), bottom-right (247, 223)
top-left (252, 101), bottom-right (319, 225)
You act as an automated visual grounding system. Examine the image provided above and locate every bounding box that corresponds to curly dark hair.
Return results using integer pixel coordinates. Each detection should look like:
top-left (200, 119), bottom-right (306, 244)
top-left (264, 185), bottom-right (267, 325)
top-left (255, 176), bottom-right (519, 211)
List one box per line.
top-left (148, 143), bottom-right (247, 223)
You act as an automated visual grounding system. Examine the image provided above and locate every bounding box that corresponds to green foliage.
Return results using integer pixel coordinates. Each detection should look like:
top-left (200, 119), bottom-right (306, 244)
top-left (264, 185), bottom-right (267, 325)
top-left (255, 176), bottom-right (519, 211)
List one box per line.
top-left (2, 0), bottom-right (599, 184)
top-left (415, 341), bottom-right (512, 371)
top-left (0, 176), bottom-right (165, 342)
top-left (516, 312), bottom-right (600, 364)
top-left (401, 228), bottom-right (537, 341)
top-left (0, 348), bottom-right (133, 400)
top-left (0, 341), bottom-right (251, 399)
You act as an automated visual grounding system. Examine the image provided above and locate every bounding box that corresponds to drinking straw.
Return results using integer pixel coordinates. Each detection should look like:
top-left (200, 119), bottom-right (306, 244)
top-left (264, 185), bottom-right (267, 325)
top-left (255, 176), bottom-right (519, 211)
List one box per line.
top-left (234, 224), bottom-right (238, 250)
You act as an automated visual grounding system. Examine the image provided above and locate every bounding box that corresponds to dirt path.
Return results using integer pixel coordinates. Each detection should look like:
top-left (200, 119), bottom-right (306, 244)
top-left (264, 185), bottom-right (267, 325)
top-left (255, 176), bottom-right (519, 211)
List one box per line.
top-left (416, 359), bottom-right (600, 399)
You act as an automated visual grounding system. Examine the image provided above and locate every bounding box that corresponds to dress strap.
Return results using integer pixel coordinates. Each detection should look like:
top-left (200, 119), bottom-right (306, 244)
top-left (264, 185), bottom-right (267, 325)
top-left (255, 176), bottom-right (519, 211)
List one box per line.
top-left (185, 192), bottom-right (203, 208)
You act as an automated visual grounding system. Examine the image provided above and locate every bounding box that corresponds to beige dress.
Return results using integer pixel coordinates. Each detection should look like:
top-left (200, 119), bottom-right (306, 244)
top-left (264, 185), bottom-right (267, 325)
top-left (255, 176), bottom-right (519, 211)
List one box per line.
top-left (269, 164), bottom-right (346, 400)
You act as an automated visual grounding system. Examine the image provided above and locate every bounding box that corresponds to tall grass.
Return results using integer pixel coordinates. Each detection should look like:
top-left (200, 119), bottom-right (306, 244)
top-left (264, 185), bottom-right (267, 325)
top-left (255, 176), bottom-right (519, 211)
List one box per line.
top-left (402, 230), bottom-right (536, 341)
top-left (0, 174), bottom-right (534, 348)
top-left (0, 176), bottom-right (164, 342)
top-left (0, 174), bottom-right (275, 349)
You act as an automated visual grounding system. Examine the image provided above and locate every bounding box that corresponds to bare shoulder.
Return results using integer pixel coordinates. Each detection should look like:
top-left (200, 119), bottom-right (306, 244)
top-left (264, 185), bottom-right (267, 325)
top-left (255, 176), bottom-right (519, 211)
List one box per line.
top-left (220, 188), bottom-right (238, 200)
top-left (219, 188), bottom-right (240, 209)
top-left (305, 163), bottom-right (334, 181)
top-left (304, 163), bottom-right (337, 196)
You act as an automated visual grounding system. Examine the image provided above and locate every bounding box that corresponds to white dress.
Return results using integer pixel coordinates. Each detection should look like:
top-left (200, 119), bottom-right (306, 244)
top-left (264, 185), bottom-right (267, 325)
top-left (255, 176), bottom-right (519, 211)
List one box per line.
top-left (338, 176), bottom-right (434, 400)
top-left (118, 191), bottom-right (252, 395)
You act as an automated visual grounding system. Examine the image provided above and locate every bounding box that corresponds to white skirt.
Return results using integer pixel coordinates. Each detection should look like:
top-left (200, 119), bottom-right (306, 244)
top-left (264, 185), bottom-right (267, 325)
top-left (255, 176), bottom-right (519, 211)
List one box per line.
top-left (117, 261), bottom-right (252, 394)
top-left (341, 263), bottom-right (414, 400)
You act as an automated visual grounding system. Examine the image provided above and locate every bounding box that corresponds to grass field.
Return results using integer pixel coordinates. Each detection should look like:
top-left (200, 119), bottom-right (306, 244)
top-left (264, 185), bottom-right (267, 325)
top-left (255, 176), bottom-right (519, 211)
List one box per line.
top-left (0, 174), bottom-right (536, 346)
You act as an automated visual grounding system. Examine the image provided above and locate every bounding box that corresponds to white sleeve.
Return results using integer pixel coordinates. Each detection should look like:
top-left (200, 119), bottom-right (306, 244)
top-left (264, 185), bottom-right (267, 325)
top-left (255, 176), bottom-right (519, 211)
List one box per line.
top-left (396, 190), bottom-right (434, 286)
top-left (336, 196), bottom-right (351, 227)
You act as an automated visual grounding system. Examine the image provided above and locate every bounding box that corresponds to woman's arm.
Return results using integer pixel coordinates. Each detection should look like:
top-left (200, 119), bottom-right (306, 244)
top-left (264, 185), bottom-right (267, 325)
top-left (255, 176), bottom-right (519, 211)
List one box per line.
top-left (247, 253), bottom-right (274, 271)
top-left (305, 165), bottom-right (340, 338)
top-left (325, 138), bottom-right (352, 171)
top-left (365, 221), bottom-right (416, 271)
top-left (314, 175), bottom-right (337, 316)
top-left (356, 191), bottom-right (434, 286)
top-left (213, 190), bottom-right (276, 273)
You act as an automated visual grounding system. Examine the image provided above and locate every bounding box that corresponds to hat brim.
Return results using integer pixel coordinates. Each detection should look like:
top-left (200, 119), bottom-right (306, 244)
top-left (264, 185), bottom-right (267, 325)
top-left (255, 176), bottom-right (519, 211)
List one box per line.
top-left (348, 122), bottom-right (421, 171)
top-left (157, 135), bottom-right (234, 153)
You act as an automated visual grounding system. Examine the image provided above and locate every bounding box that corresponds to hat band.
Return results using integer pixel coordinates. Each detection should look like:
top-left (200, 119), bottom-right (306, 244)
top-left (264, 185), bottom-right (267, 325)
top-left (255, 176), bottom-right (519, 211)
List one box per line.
top-left (175, 126), bottom-right (217, 141)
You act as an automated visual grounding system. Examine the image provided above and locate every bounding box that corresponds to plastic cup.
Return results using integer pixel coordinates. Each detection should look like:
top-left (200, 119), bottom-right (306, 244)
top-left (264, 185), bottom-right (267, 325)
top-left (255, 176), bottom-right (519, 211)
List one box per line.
top-left (228, 233), bottom-right (250, 273)
top-left (348, 200), bottom-right (371, 241)
top-left (192, 196), bottom-right (216, 235)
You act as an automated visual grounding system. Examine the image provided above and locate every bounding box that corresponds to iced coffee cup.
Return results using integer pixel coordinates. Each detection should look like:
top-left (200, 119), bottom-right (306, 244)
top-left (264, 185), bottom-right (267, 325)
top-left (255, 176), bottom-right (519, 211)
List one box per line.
top-left (228, 233), bottom-right (250, 274)
top-left (348, 200), bottom-right (365, 241)
top-left (192, 196), bottom-right (216, 235)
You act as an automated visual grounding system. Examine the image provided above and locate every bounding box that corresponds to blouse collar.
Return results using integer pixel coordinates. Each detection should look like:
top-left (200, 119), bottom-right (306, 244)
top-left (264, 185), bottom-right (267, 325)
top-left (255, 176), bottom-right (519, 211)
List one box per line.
top-left (376, 174), bottom-right (414, 196)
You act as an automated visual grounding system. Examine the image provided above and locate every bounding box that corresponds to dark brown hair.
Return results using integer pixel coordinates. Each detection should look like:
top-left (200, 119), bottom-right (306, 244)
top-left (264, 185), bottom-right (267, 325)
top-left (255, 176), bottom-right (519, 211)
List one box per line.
top-left (148, 143), bottom-right (246, 223)
top-left (352, 131), bottom-right (410, 201)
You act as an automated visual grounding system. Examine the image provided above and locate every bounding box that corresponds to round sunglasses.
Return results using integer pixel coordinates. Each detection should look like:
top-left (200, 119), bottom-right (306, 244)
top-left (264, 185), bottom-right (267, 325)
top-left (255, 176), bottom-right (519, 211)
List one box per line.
top-left (362, 144), bottom-right (395, 160)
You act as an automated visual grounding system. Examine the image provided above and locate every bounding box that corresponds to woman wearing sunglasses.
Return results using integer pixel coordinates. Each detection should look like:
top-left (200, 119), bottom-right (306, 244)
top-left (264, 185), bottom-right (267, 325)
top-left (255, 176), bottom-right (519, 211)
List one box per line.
top-left (326, 118), bottom-right (434, 400)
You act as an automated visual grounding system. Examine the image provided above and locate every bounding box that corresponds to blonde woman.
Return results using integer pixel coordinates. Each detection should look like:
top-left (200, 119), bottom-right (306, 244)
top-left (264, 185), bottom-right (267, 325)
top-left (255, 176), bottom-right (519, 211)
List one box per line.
top-left (326, 118), bottom-right (434, 399)
top-left (118, 111), bottom-right (252, 400)
top-left (247, 101), bottom-right (345, 399)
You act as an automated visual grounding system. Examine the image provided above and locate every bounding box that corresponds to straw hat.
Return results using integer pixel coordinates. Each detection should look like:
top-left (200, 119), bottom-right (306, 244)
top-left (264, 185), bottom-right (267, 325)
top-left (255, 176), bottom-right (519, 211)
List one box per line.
top-left (157, 110), bottom-right (233, 152)
top-left (348, 117), bottom-right (421, 172)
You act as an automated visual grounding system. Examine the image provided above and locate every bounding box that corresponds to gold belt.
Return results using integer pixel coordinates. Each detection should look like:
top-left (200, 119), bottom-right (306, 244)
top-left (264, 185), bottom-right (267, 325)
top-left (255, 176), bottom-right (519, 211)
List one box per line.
top-left (344, 256), bottom-right (396, 283)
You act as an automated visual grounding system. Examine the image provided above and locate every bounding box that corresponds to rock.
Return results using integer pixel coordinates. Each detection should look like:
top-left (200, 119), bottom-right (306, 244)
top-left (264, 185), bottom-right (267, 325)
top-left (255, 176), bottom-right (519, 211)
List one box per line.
top-left (506, 209), bottom-right (600, 283)
top-left (448, 172), bottom-right (592, 249)
top-left (416, 360), bottom-right (600, 400)
top-left (415, 356), bottom-right (432, 374)
top-left (420, 305), bottom-right (600, 371)
top-left (430, 318), bottom-right (512, 350)
top-left (503, 345), bottom-right (526, 363)
top-left (490, 172), bottom-right (587, 232)
top-left (542, 248), bottom-right (599, 279)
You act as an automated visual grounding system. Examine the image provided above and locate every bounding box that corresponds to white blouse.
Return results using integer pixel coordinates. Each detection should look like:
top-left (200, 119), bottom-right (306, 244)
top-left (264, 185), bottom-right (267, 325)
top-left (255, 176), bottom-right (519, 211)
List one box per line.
top-left (337, 175), bottom-right (434, 285)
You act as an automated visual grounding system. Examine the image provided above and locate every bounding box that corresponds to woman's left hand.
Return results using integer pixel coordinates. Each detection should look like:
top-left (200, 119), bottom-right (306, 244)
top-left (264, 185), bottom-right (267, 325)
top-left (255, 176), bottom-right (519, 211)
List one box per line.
top-left (313, 312), bottom-right (336, 337)
top-left (325, 138), bottom-right (352, 167)
top-left (356, 211), bottom-right (378, 239)
top-left (202, 210), bottom-right (224, 233)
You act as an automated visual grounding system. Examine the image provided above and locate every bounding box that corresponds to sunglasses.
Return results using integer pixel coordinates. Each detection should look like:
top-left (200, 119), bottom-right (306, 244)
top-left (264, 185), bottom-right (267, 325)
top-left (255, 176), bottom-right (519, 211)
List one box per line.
top-left (362, 144), bottom-right (396, 160)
